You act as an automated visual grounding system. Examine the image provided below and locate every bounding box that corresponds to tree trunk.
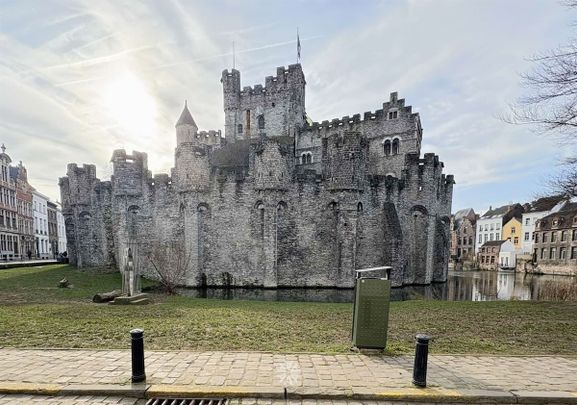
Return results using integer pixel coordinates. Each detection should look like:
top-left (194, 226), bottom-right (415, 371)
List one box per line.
top-left (93, 290), bottom-right (121, 303)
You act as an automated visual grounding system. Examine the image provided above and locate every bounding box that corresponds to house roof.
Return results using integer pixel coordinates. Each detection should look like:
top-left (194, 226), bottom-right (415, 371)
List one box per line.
top-left (537, 202), bottom-right (577, 231)
top-left (454, 208), bottom-right (475, 220)
top-left (481, 240), bottom-right (506, 248)
top-left (482, 204), bottom-right (512, 218)
top-left (175, 101), bottom-right (197, 128)
top-left (211, 139), bottom-right (251, 168)
top-left (528, 195), bottom-right (567, 213)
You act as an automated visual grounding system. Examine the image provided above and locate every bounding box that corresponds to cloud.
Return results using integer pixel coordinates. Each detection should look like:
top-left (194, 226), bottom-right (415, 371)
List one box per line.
top-left (0, 0), bottom-right (573, 213)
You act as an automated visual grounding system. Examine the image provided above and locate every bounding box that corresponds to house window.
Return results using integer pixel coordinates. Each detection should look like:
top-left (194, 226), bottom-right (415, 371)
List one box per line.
top-left (258, 115), bottom-right (265, 130)
top-left (543, 232), bottom-right (548, 243)
top-left (524, 232), bottom-right (530, 241)
top-left (484, 224), bottom-right (488, 231)
top-left (514, 236), bottom-right (519, 245)
top-left (511, 226), bottom-right (516, 234)
top-left (469, 236), bottom-right (473, 245)
top-left (496, 232), bottom-right (500, 240)
top-left (571, 246), bottom-right (577, 260)
top-left (484, 234), bottom-right (488, 243)
top-left (388, 110), bottom-right (398, 119)
top-left (496, 223), bottom-right (501, 230)
top-left (490, 224), bottom-right (494, 231)
top-left (561, 231), bottom-right (567, 241)
top-left (573, 230), bottom-right (577, 241)
top-left (550, 247), bottom-right (556, 260)
top-left (535, 233), bottom-right (539, 243)
top-left (489, 233), bottom-right (494, 241)
top-left (479, 225), bottom-right (482, 232)
top-left (392, 138), bottom-right (399, 155)
top-left (560, 247), bottom-right (567, 260)
top-left (541, 248), bottom-right (546, 259)
top-left (490, 256), bottom-right (495, 264)
top-left (551, 232), bottom-right (557, 242)
top-left (383, 140), bottom-right (391, 156)
top-left (237, 124), bottom-right (243, 134)
top-left (525, 218), bottom-right (530, 225)
top-left (478, 235), bottom-right (482, 243)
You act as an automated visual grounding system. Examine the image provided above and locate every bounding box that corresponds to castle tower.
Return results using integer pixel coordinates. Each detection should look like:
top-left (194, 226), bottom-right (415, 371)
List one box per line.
top-left (221, 64), bottom-right (306, 142)
top-left (176, 101), bottom-right (198, 146)
top-left (173, 103), bottom-right (210, 192)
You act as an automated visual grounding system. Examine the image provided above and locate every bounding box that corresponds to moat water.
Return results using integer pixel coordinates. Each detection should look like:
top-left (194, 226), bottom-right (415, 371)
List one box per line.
top-left (176, 270), bottom-right (577, 303)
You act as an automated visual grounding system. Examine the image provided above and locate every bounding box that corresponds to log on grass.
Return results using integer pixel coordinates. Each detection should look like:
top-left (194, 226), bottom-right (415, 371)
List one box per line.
top-left (93, 290), bottom-right (121, 303)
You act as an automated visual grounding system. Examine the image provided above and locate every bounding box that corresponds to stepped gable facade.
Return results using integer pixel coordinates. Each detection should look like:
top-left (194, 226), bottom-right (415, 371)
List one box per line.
top-left (60, 63), bottom-right (454, 288)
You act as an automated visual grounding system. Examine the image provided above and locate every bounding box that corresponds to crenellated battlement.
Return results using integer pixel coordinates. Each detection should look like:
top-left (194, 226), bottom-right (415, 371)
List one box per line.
top-left (305, 92), bottom-right (418, 132)
top-left (195, 130), bottom-right (223, 147)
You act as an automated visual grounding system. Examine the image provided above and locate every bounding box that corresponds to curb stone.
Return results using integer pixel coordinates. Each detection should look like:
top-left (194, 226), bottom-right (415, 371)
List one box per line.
top-left (0, 383), bottom-right (576, 404)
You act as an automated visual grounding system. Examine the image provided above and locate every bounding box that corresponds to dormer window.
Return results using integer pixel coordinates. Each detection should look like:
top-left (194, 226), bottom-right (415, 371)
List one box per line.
top-left (388, 110), bottom-right (398, 119)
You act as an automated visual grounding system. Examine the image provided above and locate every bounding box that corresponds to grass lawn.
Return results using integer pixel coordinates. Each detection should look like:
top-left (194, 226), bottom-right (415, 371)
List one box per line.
top-left (0, 264), bottom-right (576, 355)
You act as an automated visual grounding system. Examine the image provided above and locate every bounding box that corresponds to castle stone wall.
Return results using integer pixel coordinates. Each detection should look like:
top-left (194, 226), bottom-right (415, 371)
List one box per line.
top-left (60, 63), bottom-right (454, 289)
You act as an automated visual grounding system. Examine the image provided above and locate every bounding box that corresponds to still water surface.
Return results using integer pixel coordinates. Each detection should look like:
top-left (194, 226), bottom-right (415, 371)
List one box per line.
top-left (177, 270), bottom-right (576, 303)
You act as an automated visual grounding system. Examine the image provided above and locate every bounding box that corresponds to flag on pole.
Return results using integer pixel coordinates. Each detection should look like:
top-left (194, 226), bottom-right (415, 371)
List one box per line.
top-left (297, 28), bottom-right (301, 62)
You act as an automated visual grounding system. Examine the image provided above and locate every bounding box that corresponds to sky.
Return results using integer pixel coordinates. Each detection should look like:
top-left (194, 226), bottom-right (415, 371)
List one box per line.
top-left (0, 0), bottom-right (575, 214)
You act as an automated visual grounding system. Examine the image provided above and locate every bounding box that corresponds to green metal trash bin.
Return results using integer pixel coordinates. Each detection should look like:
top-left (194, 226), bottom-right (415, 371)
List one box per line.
top-left (352, 266), bottom-right (392, 349)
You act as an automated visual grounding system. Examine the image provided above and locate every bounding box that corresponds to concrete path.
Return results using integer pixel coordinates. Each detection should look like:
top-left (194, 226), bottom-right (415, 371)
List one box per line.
top-left (0, 349), bottom-right (576, 403)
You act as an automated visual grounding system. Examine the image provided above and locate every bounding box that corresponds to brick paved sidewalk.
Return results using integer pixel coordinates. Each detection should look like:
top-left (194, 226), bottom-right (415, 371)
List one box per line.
top-left (0, 349), bottom-right (576, 400)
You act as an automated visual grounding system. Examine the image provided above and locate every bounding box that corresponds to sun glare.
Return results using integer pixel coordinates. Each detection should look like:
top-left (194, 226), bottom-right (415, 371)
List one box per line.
top-left (102, 73), bottom-right (157, 139)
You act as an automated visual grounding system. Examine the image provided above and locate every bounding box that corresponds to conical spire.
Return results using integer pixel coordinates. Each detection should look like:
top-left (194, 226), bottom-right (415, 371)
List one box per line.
top-left (175, 100), bottom-right (197, 128)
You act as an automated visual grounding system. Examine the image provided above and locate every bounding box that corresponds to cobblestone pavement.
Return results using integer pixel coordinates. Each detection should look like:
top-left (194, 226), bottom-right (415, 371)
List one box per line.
top-left (0, 396), bottom-right (532, 405)
top-left (0, 349), bottom-right (576, 393)
top-left (0, 394), bottom-right (139, 404)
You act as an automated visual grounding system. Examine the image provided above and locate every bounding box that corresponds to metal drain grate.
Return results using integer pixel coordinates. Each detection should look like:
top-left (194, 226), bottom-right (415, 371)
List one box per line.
top-left (146, 399), bottom-right (228, 405)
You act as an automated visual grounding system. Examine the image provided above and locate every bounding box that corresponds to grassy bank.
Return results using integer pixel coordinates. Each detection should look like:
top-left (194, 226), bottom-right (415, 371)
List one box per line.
top-left (0, 264), bottom-right (576, 355)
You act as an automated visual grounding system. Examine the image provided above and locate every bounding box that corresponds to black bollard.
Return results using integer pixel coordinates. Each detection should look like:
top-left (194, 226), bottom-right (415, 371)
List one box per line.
top-left (130, 328), bottom-right (146, 383)
top-left (412, 334), bottom-right (429, 387)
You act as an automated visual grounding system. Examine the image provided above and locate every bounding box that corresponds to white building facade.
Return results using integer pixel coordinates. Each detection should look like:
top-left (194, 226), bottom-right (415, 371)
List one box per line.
top-left (499, 239), bottom-right (516, 269)
top-left (475, 216), bottom-right (503, 253)
top-left (56, 207), bottom-right (67, 255)
top-left (32, 190), bottom-right (49, 259)
top-left (521, 199), bottom-right (567, 255)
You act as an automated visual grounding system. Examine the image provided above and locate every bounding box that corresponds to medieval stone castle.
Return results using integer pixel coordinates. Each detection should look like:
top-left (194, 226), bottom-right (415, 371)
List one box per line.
top-left (60, 63), bottom-right (454, 288)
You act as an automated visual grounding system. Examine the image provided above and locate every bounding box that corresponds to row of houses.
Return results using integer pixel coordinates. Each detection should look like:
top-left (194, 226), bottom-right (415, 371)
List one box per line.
top-left (0, 145), bottom-right (66, 260)
top-left (451, 195), bottom-right (577, 275)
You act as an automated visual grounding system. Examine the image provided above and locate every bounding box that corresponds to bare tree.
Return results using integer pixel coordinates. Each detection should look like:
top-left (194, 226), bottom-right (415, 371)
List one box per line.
top-left (146, 240), bottom-right (191, 294)
top-left (507, 1), bottom-right (577, 197)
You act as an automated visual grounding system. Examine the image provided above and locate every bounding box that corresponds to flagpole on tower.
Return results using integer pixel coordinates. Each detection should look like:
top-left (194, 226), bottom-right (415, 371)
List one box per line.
top-left (232, 40), bottom-right (236, 69)
top-left (297, 27), bottom-right (301, 63)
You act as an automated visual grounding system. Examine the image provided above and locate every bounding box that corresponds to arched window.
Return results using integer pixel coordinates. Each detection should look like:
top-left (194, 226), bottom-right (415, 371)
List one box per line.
top-left (258, 115), bottom-right (265, 130)
top-left (392, 138), bottom-right (400, 155)
top-left (301, 152), bottom-right (313, 164)
top-left (383, 140), bottom-right (391, 156)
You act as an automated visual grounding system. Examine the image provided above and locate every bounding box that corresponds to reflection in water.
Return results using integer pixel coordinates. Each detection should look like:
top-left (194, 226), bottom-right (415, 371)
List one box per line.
top-left (176, 271), bottom-right (577, 303)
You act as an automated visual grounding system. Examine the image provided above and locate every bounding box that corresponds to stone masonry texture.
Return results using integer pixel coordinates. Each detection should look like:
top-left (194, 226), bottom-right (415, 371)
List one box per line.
top-left (59, 64), bottom-right (454, 288)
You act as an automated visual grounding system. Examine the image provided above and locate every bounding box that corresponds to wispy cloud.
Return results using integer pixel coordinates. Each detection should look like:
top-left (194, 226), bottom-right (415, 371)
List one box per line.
top-left (0, 0), bottom-right (573, 212)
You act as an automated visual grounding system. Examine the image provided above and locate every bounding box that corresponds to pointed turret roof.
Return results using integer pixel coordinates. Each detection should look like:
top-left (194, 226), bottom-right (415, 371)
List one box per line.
top-left (175, 100), bottom-right (197, 127)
